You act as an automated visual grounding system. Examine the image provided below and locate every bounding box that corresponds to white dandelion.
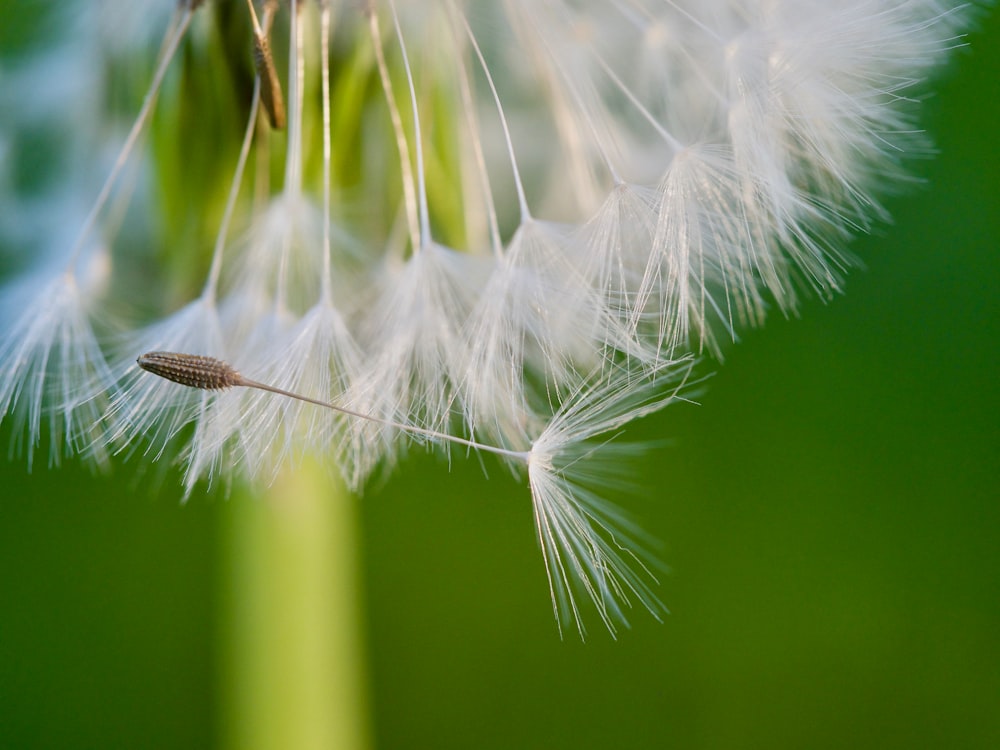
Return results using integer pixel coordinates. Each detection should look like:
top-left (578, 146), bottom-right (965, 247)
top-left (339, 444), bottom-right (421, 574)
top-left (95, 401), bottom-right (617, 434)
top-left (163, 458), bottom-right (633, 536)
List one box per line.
top-left (0, 0), bottom-right (973, 634)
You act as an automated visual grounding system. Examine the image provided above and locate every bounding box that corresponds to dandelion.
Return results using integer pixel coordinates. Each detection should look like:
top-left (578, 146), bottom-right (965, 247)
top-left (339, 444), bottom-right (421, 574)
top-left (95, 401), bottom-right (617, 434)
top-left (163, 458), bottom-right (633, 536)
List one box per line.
top-left (0, 0), bottom-right (973, 649)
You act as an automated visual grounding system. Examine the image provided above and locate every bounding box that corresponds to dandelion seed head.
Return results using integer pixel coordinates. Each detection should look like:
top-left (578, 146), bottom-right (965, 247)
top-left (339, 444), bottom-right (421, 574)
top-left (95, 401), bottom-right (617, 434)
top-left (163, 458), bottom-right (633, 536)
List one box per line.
top-left (0, 0), bottom-right (974, 634)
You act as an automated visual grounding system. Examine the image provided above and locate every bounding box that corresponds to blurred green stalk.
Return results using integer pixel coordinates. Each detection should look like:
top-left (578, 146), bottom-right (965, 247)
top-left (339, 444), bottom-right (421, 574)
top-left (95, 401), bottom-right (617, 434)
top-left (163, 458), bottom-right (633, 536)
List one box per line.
top-left (218, 460), bottom-right (371, 750)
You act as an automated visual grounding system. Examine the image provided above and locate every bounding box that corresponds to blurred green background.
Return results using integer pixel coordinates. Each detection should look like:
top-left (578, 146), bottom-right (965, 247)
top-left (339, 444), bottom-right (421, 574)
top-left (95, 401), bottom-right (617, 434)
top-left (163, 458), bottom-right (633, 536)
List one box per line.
top-left (1, 7), bottom-right (998, 750)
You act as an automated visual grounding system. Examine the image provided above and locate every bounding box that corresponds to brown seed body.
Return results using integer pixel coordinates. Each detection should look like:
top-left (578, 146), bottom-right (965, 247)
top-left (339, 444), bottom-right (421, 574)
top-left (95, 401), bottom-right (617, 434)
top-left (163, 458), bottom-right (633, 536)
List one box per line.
top-left (253, 33), bottom-right (286, 130)
top-left (137, 352), bottom-right (243, 391)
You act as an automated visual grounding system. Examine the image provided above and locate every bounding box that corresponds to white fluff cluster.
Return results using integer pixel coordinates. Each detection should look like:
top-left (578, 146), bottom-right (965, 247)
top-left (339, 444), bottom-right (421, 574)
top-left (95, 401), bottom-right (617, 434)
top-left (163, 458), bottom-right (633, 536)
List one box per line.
top-left (0, 0), bottom-right (968, 635)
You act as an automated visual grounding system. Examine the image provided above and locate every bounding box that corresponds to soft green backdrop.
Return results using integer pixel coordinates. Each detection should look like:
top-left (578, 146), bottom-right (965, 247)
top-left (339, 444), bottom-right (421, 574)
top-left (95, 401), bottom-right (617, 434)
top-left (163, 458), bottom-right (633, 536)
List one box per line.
top-left (1, 8), bottom-right (997, 750)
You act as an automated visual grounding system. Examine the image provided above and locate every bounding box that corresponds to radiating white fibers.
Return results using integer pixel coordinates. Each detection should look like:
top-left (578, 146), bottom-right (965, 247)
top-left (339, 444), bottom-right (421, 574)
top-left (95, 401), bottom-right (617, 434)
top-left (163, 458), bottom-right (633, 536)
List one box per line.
top-left (0, 0), bottom-right (972, 634)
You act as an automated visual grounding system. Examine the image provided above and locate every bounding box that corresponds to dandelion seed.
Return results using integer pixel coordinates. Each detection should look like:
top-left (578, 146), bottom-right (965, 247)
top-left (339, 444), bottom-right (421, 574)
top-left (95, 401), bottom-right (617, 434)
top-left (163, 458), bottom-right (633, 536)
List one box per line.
top-left (246, 0), bottom-right (286, 130)
top-left (137, 351), bottom-right (241, 390)
top-left (136, 349), bottom-right (532, 464)
top-left (137, 348), bottom-right (692, 637)
top-left (0, 266), bottom-right (115, 468)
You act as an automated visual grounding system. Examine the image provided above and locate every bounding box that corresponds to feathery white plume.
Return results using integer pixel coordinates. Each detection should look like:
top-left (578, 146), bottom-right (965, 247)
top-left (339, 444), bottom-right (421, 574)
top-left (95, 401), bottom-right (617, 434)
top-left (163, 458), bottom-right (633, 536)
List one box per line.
top-left (0, 0), bottom-right (972, 634)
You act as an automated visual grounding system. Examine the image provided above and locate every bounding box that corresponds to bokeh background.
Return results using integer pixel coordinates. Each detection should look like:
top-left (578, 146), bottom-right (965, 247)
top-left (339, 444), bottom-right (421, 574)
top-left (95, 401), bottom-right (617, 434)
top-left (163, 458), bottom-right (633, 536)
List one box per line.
top-left (1, 6), bottom-right (997, 750)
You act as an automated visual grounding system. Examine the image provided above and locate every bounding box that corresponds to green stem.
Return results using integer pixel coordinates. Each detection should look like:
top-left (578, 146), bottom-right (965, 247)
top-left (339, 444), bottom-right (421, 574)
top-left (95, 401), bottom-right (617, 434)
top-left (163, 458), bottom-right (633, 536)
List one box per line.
top-left (219, 457), bottom-right (371, 750)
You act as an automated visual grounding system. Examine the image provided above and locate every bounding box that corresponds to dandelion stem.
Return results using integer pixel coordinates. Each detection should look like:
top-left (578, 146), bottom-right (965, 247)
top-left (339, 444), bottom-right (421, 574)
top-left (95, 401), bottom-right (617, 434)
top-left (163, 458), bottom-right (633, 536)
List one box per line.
top-left (220, 458), bottom-right (372, 750)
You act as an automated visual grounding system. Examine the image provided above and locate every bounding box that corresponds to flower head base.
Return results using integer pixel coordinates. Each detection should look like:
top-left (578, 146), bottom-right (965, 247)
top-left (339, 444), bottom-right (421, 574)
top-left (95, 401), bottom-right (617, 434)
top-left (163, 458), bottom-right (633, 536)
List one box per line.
top-left (0, 0), bottom-right (972, 635)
